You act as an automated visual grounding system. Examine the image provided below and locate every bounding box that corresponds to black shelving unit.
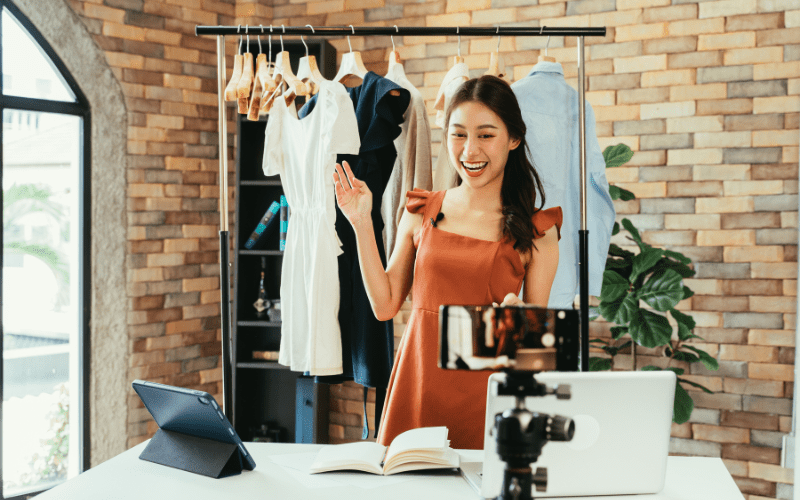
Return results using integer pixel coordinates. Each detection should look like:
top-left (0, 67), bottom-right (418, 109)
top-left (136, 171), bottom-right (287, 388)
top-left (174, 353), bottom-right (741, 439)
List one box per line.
top-left (232, 39), bottom-right (336, 444)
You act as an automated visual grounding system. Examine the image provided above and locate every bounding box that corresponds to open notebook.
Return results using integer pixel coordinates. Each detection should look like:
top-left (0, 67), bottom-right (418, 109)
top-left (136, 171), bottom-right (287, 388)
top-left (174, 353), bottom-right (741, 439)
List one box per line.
top-left (310, 426), bottom-right (459, 475)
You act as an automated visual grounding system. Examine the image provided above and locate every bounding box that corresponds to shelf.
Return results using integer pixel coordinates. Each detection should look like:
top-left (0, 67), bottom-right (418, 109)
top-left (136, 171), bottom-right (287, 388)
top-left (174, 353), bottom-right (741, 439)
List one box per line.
top-left (238, 320), bottom-right (281, 327)
top-left (241, 180), bottom-right (282, 187)
top-left (237, 362), bottom-right (289, 370)
top-left (239, 249), bottom-right (284, 256)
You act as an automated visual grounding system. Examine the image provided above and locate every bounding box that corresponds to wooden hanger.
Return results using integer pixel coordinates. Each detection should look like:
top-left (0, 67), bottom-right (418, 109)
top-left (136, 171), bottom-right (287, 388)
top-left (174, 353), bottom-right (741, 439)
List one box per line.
top-left (294, 27), bottom-right (327, 96)
top-left (223, 27), bottom-right (244, 102)
top-left (259, 27), bottom-right (280, 114)
top-left (538, 30), bottom-right (556, 63)
top-left (273, 26), bottom-right (309, 98)
top-left (334, 25), bottom-right (369, 85)
top-left (248, 30), bottom-right (274, 121)
top-left (485, 28), bottom-right (506, 79)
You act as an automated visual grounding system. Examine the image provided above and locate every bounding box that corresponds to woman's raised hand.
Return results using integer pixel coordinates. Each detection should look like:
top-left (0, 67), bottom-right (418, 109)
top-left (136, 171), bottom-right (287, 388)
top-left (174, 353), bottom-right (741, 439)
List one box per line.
top-left (333, 161), bottom-right (373, 228)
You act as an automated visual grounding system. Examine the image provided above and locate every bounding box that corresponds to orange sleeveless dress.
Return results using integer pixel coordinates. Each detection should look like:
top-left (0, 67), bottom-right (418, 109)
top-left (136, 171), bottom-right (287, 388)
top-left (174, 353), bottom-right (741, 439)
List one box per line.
top-left (376, 189), bottom-right (563, 450)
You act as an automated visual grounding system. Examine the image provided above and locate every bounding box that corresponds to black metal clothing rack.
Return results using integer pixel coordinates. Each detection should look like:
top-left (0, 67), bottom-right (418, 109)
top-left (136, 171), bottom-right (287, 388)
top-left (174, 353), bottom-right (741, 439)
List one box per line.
top-left (195, 24), bottom-right (608, 424)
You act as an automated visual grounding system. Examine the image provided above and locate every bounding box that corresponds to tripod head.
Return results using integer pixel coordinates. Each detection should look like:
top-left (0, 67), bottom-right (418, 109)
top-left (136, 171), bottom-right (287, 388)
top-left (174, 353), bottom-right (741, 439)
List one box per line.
top-left (494, 371), bottom-right (574, 500)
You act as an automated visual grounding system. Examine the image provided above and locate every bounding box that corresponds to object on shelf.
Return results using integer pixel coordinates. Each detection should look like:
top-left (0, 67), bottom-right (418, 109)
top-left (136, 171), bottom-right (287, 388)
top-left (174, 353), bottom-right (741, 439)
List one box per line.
top-left (251, 422), bottom-right (286, 443)
top-left (253, 257), bottom-right (269, 318)
top-left (279, 195), bottom-right (289, 251)
top-left (253, 350), bottom-right (280, 361)
top-left (267, 299), bottom-right (281, 322)
top-left (245, 200), bottom-right (281, 249)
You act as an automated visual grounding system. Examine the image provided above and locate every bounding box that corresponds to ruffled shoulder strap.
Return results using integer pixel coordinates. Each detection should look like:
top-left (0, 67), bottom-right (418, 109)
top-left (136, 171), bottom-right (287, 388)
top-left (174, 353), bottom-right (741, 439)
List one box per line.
top-left (532, 206), bottom-right (563, 241)
top-left (406, 188), bottom-right (442, 219)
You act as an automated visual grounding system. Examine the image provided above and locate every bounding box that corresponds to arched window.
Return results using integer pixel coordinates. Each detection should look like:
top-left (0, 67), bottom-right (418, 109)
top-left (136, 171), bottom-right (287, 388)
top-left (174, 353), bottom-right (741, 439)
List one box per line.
top-left (1, 1), bottom-right (90, 497)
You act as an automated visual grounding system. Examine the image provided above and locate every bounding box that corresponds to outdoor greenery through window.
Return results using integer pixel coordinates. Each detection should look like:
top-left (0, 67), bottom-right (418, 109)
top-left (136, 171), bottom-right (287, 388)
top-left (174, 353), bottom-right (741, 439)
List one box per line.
top-left (2, 3), bottom-right (88, 497)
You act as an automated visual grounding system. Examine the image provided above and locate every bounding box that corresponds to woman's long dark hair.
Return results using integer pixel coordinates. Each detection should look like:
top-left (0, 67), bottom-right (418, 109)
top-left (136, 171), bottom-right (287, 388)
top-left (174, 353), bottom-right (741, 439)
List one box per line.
top-left (444, 75), bottom-right (546, 253)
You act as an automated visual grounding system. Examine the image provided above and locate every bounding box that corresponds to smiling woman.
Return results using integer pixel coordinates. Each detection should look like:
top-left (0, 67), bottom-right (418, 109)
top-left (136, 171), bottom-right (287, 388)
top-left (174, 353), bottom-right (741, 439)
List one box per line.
top-left (332, 75), bottom-right (563, 449)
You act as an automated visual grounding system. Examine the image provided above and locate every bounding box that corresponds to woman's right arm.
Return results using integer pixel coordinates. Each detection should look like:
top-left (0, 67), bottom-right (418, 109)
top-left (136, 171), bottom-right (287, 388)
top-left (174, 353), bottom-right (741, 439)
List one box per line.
top-left (334, 161), bottom-right (419, 321)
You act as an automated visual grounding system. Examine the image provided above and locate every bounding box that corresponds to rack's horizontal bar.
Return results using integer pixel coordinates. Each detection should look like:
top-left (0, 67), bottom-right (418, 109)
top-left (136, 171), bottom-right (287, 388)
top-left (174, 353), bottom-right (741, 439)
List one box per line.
top-left (196, 25), bottom-right (606, 37)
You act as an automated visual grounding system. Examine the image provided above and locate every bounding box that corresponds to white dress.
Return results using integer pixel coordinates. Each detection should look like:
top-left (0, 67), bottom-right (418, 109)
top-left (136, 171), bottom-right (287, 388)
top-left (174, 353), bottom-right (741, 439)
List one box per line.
top-left (262, 80), bottom-right (361, 375)
top-left (431, 62), bottom-right (470, 191)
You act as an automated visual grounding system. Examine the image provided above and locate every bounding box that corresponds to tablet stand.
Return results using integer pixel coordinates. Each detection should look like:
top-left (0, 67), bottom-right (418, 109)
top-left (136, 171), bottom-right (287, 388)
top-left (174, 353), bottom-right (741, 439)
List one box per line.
top-left (139, 428), bottom-right (245, 478)
top-left (494, 372), bottom-right (574, 500)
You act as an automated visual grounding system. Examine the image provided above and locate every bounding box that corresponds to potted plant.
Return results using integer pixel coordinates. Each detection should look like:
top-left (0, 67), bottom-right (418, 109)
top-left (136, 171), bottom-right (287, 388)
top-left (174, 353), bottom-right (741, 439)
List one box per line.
top-left (590, 144), bottom-right (719, 424)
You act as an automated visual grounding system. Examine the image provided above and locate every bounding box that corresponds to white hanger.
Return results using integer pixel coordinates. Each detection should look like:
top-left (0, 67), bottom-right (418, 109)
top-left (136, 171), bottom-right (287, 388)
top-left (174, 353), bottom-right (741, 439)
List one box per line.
top-left (538, 26), bottom-right (556, 63)
top-left (388, 25), bottom-right (402, 72)
top-left (453, 26), bottom-right (464, 66)
top-left (333, 25), bottom-right (368, 85)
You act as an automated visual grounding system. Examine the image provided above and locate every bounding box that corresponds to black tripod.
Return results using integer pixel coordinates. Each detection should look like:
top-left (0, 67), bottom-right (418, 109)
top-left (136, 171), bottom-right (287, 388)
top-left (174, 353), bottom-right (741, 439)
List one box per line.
top-left (494, 372), bottom-right (575, 500)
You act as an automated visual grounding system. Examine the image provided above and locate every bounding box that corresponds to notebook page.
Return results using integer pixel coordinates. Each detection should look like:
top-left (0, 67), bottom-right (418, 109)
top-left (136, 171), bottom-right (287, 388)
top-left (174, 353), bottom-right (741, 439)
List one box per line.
top-left (310, 441), bottom-right (387, 474)
top-left (385, 426), bottom-right (449, 463)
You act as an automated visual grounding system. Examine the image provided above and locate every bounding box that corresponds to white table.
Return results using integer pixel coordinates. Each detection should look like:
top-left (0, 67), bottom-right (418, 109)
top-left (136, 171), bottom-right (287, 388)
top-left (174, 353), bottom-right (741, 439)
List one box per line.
top-left (37, 442), bottom-right (744, 499)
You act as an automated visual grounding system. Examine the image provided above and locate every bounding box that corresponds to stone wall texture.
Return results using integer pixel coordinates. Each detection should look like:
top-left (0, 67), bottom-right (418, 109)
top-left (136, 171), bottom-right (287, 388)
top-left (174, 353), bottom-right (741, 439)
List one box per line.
top-left (45, 0), bottom-right (798, 497)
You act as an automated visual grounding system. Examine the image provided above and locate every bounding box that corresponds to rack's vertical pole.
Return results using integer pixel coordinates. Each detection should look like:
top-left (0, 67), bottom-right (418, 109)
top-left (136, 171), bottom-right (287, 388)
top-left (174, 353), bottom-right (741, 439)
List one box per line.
top-left (577, 36), bottom-right (589, 372)
top-left (216, 34), bottom-right (234, 423)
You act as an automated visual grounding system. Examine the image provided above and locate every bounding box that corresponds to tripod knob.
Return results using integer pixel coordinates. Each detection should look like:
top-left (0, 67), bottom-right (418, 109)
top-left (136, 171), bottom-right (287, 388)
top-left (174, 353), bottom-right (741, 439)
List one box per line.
top-left (554, 384), bottom-right (571, 400)
top-left (533, 467), bottom-right (548, 492)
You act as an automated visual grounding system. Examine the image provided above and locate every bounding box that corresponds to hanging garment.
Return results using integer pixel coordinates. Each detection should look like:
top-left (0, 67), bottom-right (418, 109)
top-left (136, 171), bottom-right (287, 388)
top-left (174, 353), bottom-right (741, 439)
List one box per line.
top-left (377, 189), bottom-right (563, 450)
top-left (262, 79), bottom-right (360, 375)
top-left (431, 62), bottom-right (470, 191)
top-left (511, 61), bottom-right (616, 308)
top-left (382, 63), bottom-right (433, 260)
top-left (299, 72), bottom-right (410, 394)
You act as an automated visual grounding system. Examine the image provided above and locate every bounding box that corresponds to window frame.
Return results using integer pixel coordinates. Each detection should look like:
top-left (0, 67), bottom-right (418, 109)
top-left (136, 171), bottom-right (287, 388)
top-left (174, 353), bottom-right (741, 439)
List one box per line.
top-left (0, 1), bottom-right (91, 498)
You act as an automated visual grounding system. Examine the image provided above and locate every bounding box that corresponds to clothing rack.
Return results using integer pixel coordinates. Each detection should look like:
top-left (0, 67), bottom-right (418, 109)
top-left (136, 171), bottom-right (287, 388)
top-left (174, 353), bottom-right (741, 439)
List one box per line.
top-left (196, 24), bottom-right (608, 424)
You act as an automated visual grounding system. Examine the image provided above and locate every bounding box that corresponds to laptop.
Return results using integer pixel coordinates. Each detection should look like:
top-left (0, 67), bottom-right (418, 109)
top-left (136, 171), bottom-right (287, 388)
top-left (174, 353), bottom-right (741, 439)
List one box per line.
top-left (469, 370), bottom-right (676, 498)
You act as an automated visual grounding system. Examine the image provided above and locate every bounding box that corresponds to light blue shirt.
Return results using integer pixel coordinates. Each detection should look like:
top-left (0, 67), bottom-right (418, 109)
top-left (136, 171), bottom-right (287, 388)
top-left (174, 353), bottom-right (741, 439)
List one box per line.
top-left (512, 61), bottom-right (616, 308)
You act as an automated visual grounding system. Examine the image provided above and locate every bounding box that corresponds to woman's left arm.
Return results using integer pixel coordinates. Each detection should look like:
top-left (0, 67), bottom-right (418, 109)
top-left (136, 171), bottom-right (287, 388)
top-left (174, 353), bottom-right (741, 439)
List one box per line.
top-left (499, 225), bottom-right (560, 307)
top-left (522, 225), bottom-right (560, 306)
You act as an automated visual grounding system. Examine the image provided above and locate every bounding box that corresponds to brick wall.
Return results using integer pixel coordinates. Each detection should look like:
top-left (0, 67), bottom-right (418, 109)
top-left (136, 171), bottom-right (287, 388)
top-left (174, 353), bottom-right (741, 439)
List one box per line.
top-left (54, 0), bottom-right (796, 497)
top-left (62, 0), bottom-right (235, 448)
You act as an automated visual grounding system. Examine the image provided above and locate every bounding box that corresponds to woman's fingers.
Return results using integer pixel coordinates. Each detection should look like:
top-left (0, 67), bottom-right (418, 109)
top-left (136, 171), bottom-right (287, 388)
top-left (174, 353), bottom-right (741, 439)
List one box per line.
top-left (342, 161), bottom-right (358, 188)
top-left (333, 163), bottom-right (350, 192)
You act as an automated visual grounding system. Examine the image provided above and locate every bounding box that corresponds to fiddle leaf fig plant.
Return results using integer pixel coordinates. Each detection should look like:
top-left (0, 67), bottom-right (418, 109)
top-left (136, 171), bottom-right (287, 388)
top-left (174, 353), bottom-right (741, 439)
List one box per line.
top-left (590, 144), bottom-right (718, 425)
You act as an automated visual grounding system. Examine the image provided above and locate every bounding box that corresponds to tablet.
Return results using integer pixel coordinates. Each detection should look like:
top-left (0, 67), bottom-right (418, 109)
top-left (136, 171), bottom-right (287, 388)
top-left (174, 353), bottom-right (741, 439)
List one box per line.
top-left (132, 380), bottom-right (256, 471)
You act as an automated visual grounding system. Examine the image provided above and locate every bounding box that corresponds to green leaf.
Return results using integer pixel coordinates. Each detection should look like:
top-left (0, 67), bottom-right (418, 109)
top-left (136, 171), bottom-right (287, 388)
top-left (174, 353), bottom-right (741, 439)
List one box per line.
top-left (629, 309), bottom-right (673, 348)
top-left (617, 187), bottom-right (636, 201)
top-left (671, 350), bottom-right (700, 363)
top-left (608, 243), bottom-right (635, 260)
top-left (640, 269), bottom-right (684, 312)
top-left (682, 286), bottom-right (694, 300)
top-left (606, 258), bottom-right (629, 271)
top-left (673, 383), bottom-right (694, 424)
top-left (599, 291), bottom-right (638, 325)
top-left (601, 270), bottom-right (629, 302)
top-left (671, 309), bottom-right (696, 331)
top-left (665, 367), bottom-right (685, 376)
top-left (603, 144), bottom-right (634, 169)
top-left (589, 357), bottom-right (613, 371)
top-left (678, 378), bottom-right (714, 394)
top-left (640, 365), bottom-right (661, 371)
top-left (672, 309), bottom-right (700, 341)
top-left (652, 257), bottom-right (696, 279)
top-left (610, 326), bottom-right (628, 340)
top-left (605, 340), bottom-right (632, 356)
top-left (683, 345), bottom-right (719, 371)
top-left (621, 218), bottom-right (643, 247)
top-left (612, 221), bottom-right (620, 236)
top-left (609, 184), bottom-right (622, 201)
top-left (663, 249), bottom-right (692, 265)
top-left (630, 248), bottom-right (664, 283)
